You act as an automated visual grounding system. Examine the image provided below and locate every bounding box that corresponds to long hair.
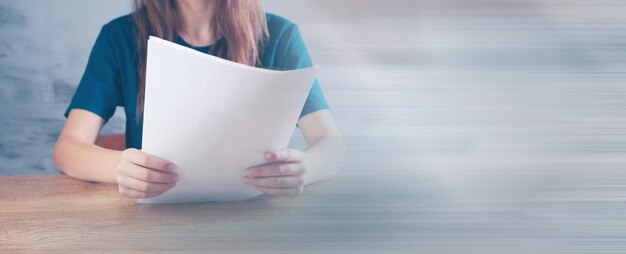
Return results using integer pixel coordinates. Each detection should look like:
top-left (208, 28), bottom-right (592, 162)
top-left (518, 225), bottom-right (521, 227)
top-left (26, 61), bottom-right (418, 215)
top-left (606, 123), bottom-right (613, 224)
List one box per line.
top-left (132, 0), bottom-right (268, 116)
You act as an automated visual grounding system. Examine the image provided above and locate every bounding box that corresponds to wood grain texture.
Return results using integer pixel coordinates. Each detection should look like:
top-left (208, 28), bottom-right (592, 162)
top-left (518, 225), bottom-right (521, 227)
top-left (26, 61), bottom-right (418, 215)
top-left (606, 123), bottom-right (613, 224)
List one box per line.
top-left (0, 174), bottom-right (427, 253)
top-left (3, 169), bottom-right (626, 253)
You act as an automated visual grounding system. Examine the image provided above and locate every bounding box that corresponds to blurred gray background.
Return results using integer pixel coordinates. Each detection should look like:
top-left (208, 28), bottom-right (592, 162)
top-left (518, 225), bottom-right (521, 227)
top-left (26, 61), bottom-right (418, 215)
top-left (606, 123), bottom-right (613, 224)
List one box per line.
top-left (0, 0), bottom-right (129, 173)
top-left (2, 0), bottom-right (626, 253)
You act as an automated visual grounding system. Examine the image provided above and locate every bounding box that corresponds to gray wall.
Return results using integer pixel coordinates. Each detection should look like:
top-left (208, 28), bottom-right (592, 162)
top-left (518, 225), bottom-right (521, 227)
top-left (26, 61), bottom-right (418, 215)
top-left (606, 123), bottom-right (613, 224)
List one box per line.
top-left (0, 0), bottom-right (130, 174)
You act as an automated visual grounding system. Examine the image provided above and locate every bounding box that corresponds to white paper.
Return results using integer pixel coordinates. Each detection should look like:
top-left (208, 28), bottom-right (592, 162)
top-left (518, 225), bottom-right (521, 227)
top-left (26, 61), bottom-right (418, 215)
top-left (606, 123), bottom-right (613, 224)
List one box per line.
top-left (139, 36), bottom-right (316, 204)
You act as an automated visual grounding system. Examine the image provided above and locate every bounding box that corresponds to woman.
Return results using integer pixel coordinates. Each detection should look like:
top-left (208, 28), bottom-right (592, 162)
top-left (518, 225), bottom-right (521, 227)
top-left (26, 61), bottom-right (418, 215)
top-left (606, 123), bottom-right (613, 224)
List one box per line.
top-left (54, 0), bottom-right (345, 199)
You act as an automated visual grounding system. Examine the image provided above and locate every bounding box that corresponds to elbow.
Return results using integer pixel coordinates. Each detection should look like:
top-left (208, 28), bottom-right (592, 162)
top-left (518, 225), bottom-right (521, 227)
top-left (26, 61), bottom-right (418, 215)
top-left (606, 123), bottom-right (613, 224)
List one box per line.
top-left (53, 138), bottom-right (70, 175)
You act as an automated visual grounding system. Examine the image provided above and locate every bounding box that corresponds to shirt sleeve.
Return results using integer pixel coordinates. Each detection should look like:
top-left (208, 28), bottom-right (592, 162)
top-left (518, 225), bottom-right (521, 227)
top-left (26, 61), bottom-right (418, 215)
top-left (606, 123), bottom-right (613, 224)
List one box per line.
top-left (280, 25), bottom-right (330, 119)
top-left (64, 24), bottom-right (122, 122)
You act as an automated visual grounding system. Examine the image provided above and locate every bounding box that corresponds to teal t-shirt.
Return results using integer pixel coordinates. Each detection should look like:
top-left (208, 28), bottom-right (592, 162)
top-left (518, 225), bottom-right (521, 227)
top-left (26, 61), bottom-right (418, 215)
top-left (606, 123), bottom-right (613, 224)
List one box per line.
top-left (65, 13), bottom-right (329, 149)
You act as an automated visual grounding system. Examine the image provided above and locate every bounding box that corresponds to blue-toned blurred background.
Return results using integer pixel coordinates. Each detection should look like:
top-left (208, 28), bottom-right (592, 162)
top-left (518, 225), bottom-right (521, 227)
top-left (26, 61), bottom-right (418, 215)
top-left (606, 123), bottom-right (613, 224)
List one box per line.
top-left (2, 0), bottom-right (626, 252)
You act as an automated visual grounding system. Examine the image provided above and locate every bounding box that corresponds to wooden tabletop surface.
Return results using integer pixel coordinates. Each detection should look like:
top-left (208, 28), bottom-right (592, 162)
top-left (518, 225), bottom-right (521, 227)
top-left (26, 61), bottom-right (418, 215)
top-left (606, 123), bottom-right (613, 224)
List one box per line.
top-left (0, 173), bottom-right (427, 253)
top-left (2, 164), bottom-right (626, 253)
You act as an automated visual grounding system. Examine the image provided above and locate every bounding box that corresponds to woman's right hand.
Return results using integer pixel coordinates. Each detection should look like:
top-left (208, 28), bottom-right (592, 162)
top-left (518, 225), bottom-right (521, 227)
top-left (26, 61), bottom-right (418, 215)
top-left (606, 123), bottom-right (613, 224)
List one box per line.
top-left (116, 148), bottom-right (179, 198)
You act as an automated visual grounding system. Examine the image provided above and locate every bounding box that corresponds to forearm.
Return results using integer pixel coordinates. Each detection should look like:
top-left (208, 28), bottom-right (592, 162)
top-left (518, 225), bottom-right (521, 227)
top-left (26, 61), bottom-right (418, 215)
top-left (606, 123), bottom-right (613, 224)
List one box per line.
top-left (302, 135), bottom-right (346, 185)
top-left (54, 136), bottom-right (121, 184)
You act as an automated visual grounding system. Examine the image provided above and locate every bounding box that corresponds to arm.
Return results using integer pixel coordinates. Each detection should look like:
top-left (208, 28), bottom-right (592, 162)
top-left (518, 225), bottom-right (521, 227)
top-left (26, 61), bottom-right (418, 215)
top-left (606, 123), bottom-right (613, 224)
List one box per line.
top-left (54, 109), bottom-right (122, 183)
top-left (298, 109), bottom-right (346, 185)
top-left (244, 109), bottom-right (346, 197)
top-left (54, 109), bottom-right (178, 198)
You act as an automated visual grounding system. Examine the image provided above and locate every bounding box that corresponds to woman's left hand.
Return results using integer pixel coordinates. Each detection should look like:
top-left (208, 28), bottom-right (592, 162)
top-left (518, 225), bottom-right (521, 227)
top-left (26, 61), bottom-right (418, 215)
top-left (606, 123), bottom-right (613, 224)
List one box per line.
top-left (244, 148), bottom-right (306, 197)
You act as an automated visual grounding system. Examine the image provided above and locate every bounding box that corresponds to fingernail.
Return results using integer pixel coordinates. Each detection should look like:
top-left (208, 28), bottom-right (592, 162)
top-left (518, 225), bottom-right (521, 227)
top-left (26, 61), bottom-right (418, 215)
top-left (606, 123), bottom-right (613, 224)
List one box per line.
top-left (167, 164), bottom-right (176, 171)
top-left (243, 177), bottom-right (252, 184)
top-left (173, 174), bottom-right (179, 181)
top-left (264, 152), bottom-right (273, 160)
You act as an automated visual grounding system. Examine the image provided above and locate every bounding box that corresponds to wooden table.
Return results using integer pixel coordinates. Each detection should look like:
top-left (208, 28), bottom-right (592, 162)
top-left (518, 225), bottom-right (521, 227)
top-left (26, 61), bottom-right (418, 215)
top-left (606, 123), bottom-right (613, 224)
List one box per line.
top-left (0, 173), bottom-right (428, 253)
top-left (3, 167), bottom-right (626, 253)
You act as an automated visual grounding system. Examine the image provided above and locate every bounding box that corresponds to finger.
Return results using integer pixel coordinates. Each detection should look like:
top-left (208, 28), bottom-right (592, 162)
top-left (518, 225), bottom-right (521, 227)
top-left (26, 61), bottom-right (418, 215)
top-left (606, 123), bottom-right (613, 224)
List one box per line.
top-left (119, 162), bottom-right (178, 183)
top-left (255, 186), bottom-right (302, 197)
top-left (117, 175), bottom-right (176, 194)
top-left (244, 176), bottom-right (303, 188)
top-left (265, 149), bottom-right (305, 162)
top-left (245, 163), bottom-right (304, 177)
top-left (124, 148), bottom-right (175, 172)
top-left (118, 185), bottom-right (166, 199)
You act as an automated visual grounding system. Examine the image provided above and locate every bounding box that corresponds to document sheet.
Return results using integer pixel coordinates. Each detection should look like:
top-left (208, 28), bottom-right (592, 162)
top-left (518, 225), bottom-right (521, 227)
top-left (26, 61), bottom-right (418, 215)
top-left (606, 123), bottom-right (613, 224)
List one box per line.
top-left (139, 36), bottom-right (316, 204)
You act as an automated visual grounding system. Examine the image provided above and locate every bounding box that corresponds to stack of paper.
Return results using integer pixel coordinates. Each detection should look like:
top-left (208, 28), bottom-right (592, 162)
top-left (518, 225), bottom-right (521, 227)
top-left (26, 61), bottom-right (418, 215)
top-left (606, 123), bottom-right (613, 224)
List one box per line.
top-left (140, 36), bottom-right (317, 204)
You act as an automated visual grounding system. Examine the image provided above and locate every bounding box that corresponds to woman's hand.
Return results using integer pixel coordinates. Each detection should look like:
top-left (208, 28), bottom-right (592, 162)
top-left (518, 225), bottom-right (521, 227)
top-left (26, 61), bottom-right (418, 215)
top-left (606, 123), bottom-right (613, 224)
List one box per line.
top-left (116, 148), bottom-right (179, 198)
top-left (244, 149), bottom-right (307, 197)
